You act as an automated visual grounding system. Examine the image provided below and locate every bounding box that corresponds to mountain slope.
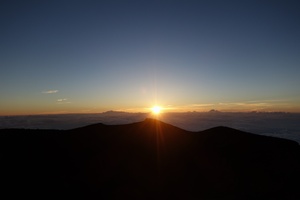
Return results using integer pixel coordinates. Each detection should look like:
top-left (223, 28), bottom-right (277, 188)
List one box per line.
top-left (0, 119), bottom-right (299, 199)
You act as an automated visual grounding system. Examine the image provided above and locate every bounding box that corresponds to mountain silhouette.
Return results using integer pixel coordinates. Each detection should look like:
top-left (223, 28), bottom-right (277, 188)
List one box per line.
top-left (0, 118), bottom-right (299, 199)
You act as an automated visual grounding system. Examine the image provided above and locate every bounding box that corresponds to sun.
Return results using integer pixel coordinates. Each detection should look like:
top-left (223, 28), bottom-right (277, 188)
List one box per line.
top-left (151, 106), bottom-right (161, 115)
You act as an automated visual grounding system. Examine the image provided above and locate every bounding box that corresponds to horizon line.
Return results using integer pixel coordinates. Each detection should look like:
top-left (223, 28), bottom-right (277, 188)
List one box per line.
top-left (1, 110), bottom-right (300, 117)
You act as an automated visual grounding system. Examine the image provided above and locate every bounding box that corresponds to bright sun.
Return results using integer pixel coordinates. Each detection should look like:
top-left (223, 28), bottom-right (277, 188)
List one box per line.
top-left (151, 106), bottom-right (161, 114)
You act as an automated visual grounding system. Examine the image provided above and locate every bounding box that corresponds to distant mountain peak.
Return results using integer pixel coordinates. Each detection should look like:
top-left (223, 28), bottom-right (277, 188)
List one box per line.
top-left (143, 117), bottom-right (161, 123)
top-left (208, 109), bottom-right (220, 113)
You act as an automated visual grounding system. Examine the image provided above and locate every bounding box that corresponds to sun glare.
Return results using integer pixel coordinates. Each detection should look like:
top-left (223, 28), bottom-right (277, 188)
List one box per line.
top-left (151, 106), bottom-right (161, 115)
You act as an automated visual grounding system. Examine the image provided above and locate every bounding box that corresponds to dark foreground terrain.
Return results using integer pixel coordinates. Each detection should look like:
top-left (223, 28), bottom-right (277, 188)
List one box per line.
top-left (1, 118), bottom-right (300, 199)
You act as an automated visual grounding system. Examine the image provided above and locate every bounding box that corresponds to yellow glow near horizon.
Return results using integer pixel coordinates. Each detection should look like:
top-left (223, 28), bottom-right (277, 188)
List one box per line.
top-left (151, 106), bottom-right (161, 115)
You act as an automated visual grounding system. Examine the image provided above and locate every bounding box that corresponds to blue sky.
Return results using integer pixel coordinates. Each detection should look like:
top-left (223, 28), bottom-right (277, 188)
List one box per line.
top-left (1, 0), bottom-right (300, 115)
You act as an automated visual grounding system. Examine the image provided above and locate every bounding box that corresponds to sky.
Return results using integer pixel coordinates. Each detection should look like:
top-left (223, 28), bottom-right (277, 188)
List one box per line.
top-left (1, 0), bottom-right (300, 115)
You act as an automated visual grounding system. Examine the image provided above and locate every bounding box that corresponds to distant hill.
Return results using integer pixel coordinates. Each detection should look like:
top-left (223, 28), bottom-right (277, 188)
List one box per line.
top-left (1, 118), bottom-right (299, 199)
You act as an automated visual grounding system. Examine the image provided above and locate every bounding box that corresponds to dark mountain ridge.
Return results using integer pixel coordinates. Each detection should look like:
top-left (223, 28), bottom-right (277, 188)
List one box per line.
top-left (0, 118), bottom-right (299, 199)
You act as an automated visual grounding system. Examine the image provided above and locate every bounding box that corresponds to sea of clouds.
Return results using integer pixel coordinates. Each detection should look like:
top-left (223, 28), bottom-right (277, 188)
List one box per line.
top-left (1, 111), bottom-right (300, 144)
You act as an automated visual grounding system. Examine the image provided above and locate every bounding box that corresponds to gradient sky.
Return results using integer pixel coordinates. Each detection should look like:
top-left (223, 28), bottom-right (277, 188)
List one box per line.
top-left (1, 0), bottom-right (300, 115)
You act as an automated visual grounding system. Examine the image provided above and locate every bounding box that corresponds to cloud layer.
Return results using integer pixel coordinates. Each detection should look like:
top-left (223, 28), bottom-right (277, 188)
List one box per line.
top-left (57, 99), bottom-right (67, 102)
top-left (42, 90), bottom-right (58, 94)
top-left (1, 112), bottom-right (300, 144)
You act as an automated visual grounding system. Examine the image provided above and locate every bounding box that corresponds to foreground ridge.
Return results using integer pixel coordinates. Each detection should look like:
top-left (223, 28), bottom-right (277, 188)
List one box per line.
top-left (0, 120), bottom-right (299, 199)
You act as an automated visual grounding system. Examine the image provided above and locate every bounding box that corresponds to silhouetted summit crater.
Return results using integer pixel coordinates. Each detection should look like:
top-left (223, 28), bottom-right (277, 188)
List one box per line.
top-left (0, 120), bottom-right (299, 199)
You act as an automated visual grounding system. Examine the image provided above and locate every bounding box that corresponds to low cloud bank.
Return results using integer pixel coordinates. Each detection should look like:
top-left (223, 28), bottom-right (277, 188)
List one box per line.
top-left (1, 111), bottom-right (300, 143)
